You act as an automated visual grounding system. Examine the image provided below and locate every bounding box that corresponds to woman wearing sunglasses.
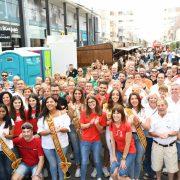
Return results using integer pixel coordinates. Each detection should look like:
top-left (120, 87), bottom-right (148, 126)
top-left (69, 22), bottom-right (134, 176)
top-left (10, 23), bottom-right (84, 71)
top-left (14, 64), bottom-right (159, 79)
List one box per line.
top-left (80, 96), bottom-right (107, 180)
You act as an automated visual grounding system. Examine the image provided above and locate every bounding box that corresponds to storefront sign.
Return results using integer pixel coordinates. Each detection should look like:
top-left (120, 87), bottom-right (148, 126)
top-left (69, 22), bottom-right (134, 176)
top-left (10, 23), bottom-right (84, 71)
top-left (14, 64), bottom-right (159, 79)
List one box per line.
top-left (0, 30), bottom-right (11, 42)
top-left (0, 24), bottom-right (20, 35)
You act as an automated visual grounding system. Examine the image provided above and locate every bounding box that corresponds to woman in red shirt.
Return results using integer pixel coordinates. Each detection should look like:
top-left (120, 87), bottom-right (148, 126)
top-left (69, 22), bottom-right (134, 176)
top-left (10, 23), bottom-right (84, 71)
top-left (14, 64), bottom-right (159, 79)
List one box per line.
top-left (80, 96), bottom-right (107, 180)
top-left (10, 95), bottom-right (26, 138)
top-left (110, 105), bottom-right (136, 180)
top-left (27, 94), bottom-right (41, 134)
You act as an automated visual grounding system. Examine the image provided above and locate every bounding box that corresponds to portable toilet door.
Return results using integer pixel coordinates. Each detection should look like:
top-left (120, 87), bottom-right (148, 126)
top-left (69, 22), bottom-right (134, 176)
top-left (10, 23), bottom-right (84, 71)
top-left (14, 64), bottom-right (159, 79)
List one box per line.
top-left (0, 51), bottom-right (23, 81)
top-left (23, 53), bottom-right (41, 86)
top-left (42, 49), bottom-right (52, 78)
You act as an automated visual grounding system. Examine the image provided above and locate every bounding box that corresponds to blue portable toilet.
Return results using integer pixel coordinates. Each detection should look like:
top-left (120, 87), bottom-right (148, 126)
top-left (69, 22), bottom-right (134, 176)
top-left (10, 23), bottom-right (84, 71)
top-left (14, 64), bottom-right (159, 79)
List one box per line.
top-left (0, 50), bottom-right (41, 86)
top-left (15, 47), bottom-right (52, 80)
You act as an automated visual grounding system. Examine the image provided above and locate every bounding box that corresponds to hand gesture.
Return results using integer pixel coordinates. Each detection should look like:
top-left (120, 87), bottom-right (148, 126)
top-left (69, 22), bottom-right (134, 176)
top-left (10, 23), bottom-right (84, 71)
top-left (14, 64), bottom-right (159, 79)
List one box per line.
top-left (90, 118), bottom-right (95, 125)
top-left (120, 159), bottom-right (127, 170)
top-left (112, 155), bottom-right (117, 163)
top-left (133, 116), bottom-right (140, 126)
top-left (2, 132), bottom-right (8, 139)
top-left (159, 133), bottom-right (168, 139)
top-left (94, 117), bottom-right (100, 125)
top-left (56, 126), bottom-right (62, 133)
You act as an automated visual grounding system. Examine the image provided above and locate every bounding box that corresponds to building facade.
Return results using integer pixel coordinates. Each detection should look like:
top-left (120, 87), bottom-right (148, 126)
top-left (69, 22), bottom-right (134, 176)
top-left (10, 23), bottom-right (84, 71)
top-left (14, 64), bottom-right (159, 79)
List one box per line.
top-left (0, 0), bottom-right (100, 50)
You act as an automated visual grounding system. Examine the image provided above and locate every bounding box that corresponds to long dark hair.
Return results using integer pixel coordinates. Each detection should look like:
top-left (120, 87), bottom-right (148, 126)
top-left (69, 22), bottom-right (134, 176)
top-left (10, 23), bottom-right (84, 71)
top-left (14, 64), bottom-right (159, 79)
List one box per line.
top-left (10, 95), bottom-right (26, 121)
top-left (86, 96), bottom-right (102, 116)
top-left (39, 96), bottom-right (61, 119)
top-left (107, 89), bottom-right (123, 110)
top-left (72, 87), bottom-right (85, 104)
top-left (0, 91), bottom-right (12, 104)
top-left (0, 103), bottom-right (13, 128)
top-left (28, 93), bottom-right (41, 119)
top-left (111, 105), bottom-right (126, 123)
top-left (128, 92), bottom-right (143, 113)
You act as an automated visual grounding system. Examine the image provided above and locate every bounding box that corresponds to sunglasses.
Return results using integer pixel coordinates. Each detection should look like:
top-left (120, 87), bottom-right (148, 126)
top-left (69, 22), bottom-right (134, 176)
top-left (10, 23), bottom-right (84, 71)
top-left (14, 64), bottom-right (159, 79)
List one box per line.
top-left (2, 74), bottom-right (8, 77)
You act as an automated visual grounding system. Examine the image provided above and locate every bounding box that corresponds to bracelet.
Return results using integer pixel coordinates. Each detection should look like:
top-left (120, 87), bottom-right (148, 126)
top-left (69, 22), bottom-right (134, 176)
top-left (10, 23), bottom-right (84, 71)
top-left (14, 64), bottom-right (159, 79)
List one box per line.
top-left (121, 156), bottom-right (126, 160)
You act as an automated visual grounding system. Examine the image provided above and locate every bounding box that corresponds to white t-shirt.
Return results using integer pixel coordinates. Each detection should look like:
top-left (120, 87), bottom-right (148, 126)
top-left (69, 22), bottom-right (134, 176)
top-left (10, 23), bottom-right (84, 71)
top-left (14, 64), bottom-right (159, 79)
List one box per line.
top-left (149, 112), bottom-right (179, 145)
top-left (0, 119), bottom-right (14, 151)
top-left (38, 113), bottom-right (71, 149)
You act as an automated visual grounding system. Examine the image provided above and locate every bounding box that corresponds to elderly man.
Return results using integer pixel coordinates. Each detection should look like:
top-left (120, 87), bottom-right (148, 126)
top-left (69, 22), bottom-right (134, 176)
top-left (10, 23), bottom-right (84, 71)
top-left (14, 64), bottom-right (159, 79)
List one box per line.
top-left (12, 122), bottom-right (44, 180)
top-left (149, 99), bottom-right (179, 180)
top-left (167, 83), bottom-right (180, 179)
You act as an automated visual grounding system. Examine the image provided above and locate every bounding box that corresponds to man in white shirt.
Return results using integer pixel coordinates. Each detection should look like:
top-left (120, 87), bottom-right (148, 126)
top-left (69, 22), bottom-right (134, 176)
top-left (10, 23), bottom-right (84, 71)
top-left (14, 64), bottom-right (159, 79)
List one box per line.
top-left (167, 83), bottom-right (180, 179)
top-left (149, 99), bottom-right (179, 180)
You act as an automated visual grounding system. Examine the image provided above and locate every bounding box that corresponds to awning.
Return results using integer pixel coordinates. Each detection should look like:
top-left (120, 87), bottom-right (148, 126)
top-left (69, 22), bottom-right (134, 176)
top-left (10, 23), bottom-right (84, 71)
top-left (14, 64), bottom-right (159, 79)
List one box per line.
top-left (115, 46), bottom-right (141, 51)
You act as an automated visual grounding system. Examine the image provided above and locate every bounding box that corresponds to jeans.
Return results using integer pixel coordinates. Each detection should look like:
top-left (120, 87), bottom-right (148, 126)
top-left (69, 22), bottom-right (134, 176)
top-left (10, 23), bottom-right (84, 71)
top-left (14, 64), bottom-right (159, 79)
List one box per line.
top-left (44, 146), bottom-right (68, 180)
top-left (68, 124), bottom-right (81, 165)
top-left (15, 162), bottom-right (39, 177)
top-left (0, 150), bottom-right (12, 180)
top-left (110, 151), bottom-right (135, 178)
top-left (80, 141), bottom-right (102, 180)
top-left (100, 131), bottom-right (110, 167)
top-left (143, 137), bottom-right (155, 177)
top-left (133, 133), bottom-right (145, 179)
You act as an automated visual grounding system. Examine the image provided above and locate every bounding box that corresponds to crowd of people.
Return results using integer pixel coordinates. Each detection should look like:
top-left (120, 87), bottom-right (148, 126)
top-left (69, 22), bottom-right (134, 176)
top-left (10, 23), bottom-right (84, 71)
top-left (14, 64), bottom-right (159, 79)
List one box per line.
top-left (0, 48), bottom-right (179, 180)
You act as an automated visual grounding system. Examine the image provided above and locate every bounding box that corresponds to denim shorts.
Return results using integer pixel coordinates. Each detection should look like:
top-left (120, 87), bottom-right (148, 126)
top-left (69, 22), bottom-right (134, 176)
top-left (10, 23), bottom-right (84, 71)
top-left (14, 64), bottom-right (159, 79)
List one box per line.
top-left (15, 162), bottom-right (41, 177)
top-left (177, 142), bottom-right (180, 160)
top-left (110, 151), bottom-right (135, 178)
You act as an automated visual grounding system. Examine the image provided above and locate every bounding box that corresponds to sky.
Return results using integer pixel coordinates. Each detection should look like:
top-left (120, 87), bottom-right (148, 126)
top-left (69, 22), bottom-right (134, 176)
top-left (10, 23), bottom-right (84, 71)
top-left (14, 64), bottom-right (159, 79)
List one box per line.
top-left (71, 0), bottom-right (180, 43)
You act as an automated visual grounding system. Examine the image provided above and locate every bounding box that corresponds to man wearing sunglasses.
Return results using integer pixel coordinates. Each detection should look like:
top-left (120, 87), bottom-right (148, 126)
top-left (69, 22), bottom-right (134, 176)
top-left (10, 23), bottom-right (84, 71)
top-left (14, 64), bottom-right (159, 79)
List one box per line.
top-left (12, 123), bottom-right (44, 180)
top-left (0, 71), bottom-right (13, 92)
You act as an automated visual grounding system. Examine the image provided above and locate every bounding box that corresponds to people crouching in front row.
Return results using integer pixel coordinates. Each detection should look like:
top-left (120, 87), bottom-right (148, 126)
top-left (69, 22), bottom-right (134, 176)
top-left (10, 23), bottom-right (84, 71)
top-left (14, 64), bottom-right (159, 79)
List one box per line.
top-left (12, 122), bottom-right (44, 180)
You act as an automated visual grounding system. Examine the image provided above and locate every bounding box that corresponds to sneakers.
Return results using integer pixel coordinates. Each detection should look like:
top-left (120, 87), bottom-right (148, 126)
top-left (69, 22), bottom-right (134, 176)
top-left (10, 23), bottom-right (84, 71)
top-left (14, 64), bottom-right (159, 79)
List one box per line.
top-left (102, 167), bottom-right (110, 177)
top-left (91, 168), bottom-right (97, 178)
top-left (65, 171), bottom-right (71, 179)
top-left (91, 167), bottom-right (110, 178)
top-left (75, 167), bottom-right (81, 178)
top-left (97, 178), bottom-right (102, 180)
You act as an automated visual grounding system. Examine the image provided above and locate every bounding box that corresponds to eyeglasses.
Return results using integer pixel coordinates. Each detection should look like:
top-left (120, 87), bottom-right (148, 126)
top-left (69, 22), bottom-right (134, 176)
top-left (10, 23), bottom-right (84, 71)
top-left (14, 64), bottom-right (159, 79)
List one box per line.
top-left (2, 74), bottom-right (8, 77)
top-left (78, 70), bottom-right (83, 72)
top-left (88, 100), bottom-right (96, 104)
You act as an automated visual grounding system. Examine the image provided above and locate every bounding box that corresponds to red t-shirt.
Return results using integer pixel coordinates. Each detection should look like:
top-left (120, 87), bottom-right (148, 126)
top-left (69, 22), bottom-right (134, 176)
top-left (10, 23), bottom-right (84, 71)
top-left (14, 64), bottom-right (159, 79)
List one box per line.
top-left (95, 94), bottom-right (109, 107)
top-left (109, 122), bottom-right (136, 154)
top-left (13, 112), bottom-right (25, 137)
top-left (13, 137), bottom-right (44, 166)
top-left (26, 109), bottom-right (38, 133)
top-left (80, 111), bottom-right (107, 142)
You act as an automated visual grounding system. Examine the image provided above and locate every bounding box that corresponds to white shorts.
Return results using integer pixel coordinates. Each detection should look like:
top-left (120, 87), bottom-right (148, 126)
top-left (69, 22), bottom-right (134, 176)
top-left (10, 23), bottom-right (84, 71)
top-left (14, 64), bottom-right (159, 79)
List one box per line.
top-left (151, 142), bottom-right (179, 173)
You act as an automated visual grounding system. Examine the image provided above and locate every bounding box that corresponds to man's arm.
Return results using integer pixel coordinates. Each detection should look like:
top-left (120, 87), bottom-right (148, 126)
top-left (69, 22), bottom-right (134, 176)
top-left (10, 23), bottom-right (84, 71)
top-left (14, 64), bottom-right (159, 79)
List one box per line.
top-left (33, 156), bottom-right (44, 177)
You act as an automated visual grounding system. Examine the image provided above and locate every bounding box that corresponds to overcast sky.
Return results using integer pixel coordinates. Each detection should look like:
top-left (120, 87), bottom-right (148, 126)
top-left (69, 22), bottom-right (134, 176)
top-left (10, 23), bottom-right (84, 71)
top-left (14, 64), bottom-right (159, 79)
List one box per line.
top-left (71, 0), bottom-right (180, 42)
